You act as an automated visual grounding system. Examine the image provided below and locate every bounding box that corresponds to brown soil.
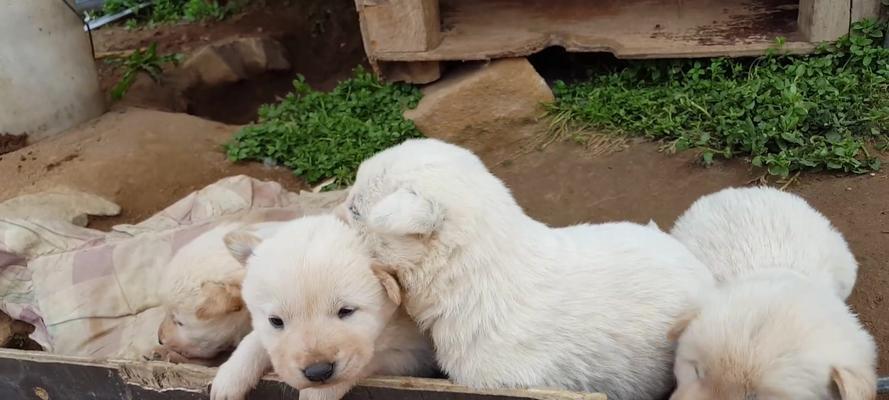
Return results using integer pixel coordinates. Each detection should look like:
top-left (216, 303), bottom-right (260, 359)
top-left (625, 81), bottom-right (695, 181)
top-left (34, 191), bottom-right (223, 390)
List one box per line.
top-left (95, 0), bottom-right (367, 123)
top-left (0, 108), bottom-right (306, 231)
top-left (495, 139), bottom-right (889, 376)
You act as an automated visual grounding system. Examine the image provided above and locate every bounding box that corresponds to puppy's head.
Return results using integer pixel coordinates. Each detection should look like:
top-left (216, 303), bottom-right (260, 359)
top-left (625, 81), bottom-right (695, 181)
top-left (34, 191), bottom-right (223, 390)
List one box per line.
top-left (157, 274), bottom-right (247, 360)
top-left (336, 139), bottom-right (520, 272)
top-left (157, 225), bottom-right (254, 360)
top-left (669, 273), bottom-right (876, 400)
top-left (157, 223), bottom-right (283, 360)
top-left (228, 215), bottom-right (402, 389)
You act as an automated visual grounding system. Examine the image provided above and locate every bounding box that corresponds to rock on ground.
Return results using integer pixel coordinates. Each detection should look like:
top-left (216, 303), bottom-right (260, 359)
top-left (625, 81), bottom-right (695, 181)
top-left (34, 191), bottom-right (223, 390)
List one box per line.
top-left (404, 57), bottom-right (554, 165)
top-left (180, 36), bottom-right (291, 89)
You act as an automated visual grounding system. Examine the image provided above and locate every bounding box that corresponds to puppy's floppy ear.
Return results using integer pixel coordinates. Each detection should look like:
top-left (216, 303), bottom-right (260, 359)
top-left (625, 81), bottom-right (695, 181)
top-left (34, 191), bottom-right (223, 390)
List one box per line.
top-left (367, 188), bottom-right (442, 236)
top-left (832, 366), bottom-right (876, 400)
top-left (195, 280), bottom-right (244, 320)
top-left (224, 230), bottom-right (261, 265)
top-left (668, 308), bottom-right (699, 342)
top-left (372, 264), bottom-right (402, 306)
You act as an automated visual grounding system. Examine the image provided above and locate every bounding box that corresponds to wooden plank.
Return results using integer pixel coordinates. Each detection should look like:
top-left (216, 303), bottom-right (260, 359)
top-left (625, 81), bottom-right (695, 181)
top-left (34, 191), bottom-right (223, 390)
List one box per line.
top-left (798, 0), bottom-right (851, 42)
top-left (851, 0), bottom-right (882, 23)
top-left (364, 0), bottom-right (814, 62)
top-left (356, 0), bottom-right (441, 54)
top-left (0, 349), bottom-right (606, 400)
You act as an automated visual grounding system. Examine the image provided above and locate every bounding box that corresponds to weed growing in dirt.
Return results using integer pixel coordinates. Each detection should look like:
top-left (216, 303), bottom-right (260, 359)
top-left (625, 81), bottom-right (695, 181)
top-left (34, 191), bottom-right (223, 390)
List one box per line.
top-left (225, 67), bottom-right (423, 187)
top-left (547, 20), bottom-right (889, 177)
top-left (99, 0), bottom-right (239, 25)
top-left (106, 43), bottom-right (182, 101)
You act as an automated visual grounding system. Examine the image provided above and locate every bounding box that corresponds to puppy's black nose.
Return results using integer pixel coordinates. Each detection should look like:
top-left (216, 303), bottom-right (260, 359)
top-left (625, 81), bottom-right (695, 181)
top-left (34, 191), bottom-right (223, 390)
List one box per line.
top-left (158, 337), bottom-right (164, 345)
top-left (303, 362), bottom-right (335, 382)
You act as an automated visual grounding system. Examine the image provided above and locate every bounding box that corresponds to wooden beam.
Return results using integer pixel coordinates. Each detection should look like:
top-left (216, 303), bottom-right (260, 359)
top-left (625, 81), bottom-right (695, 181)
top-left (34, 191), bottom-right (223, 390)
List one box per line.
top-left (0, 349), bottom-right (606, 400)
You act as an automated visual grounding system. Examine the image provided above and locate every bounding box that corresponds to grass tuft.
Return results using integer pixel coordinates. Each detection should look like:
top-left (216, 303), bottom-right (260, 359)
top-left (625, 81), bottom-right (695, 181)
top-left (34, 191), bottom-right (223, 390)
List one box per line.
top-left (547, 20), bottom-right (889, 177)
top-left (225, 67), bottom-right (423, 187)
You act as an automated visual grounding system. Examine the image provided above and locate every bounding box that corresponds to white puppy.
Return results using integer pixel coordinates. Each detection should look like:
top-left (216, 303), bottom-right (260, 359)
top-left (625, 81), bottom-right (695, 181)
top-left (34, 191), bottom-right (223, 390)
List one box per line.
top-left (335, 138), bottom-right (715, 400)
top-left (671, 186), bottom-right (858, 299)
top-left (668, 187), bottom-right (876, 399)
top-left (154, 221), bottom-right (282, 363)
top-left (210, 215), bottom-right (437, 400)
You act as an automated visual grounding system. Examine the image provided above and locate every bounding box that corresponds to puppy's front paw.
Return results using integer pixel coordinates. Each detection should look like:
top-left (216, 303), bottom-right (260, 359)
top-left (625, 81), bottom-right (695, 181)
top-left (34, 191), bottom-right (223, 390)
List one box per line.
top-left (148, 346), bottom-right (188, 364)
top-left (210, 361), bottom-right (253, 400)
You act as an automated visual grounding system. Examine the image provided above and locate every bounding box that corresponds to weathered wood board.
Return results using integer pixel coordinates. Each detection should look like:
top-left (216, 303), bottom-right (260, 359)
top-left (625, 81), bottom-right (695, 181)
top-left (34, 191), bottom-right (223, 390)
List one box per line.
top-left (354, 0), bottom-right (875, 83)
top-left (0, 349), bottom-right (607, 400)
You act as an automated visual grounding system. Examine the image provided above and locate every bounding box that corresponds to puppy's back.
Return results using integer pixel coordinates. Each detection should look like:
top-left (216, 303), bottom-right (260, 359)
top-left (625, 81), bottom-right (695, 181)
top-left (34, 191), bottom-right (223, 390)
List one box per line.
top-left (670, 187), bottom-right (857, 299)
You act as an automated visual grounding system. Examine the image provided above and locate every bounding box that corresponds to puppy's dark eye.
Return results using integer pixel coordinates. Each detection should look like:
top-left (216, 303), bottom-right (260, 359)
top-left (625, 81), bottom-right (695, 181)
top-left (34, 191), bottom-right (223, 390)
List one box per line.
top-left (172, 317), bottom-right (184, 327)
top-left (337, 307), bottom-right (356, 319)
top-left (268, 316), bottom-right (284, 329)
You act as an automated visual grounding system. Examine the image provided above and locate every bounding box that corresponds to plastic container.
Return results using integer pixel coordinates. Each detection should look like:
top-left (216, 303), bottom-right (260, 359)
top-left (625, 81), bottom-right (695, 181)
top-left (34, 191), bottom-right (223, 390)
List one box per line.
top-left (0, 0), bottom-right (105, 143)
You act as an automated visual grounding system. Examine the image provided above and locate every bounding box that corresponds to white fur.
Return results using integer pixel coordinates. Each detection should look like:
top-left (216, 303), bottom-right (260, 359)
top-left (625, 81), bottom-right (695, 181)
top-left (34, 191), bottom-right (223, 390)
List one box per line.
top-left (670, 186), bottom-right (857, 299)
top-left (668, 187), bottom-right (876, 399)
top-left (337, 138), bottom-right (715, 400)
top-left (210, 215), bottom-right (436, 400)
top-left (670, 269), bottom-right (877, 400)
top-left (156, 222), bottom-right (282, 360)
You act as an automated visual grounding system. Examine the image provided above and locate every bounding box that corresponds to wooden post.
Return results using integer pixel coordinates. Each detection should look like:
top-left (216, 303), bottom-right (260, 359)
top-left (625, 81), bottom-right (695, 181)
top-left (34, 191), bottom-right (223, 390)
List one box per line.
top-left (356, 0), bottom-right (441, 54)
top-left (798, 0), bottom-right (851, 42)
top-left (850, 0), bottom-right (882, 23)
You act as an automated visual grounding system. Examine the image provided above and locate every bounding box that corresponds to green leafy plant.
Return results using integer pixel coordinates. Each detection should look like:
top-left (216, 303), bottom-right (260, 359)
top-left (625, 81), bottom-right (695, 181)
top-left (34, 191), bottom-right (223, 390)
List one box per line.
top-left (105, 43), bottom-right (182, 101)
top-left (97, 0), bottom-right (243, 26)
top-left (226, 67), bottom-right (423, 187)
top-left (547, 20), bottom-right (889, 177)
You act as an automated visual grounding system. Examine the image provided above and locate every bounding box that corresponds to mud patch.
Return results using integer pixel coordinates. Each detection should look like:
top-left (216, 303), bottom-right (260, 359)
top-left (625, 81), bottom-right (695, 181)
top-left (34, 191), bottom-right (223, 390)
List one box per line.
top-left (0, 134), bottom-right (27, 156)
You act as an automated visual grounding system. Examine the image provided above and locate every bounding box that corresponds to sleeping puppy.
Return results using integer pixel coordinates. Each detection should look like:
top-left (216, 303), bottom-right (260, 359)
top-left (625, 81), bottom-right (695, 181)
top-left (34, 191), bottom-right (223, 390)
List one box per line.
top-left (210, 215), bottom-right (436, 400)
top-left (668, 187), bottom-right (876, 400)
top-left (151, 221), bottom-right (283, 365)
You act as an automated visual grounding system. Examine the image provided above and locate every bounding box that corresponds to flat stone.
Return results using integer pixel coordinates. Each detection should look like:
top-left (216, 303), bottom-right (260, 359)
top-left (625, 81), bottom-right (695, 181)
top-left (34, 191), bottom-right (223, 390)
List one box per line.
top-left (404, 57), bottom-right (554, 165)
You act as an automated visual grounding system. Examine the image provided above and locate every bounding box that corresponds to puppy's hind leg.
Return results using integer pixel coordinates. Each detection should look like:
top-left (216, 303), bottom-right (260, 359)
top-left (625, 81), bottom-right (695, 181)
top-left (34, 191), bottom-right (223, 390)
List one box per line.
top-left (298, 382), bottom-right (355, 400)
top-left (211, 332), bottom-right (271, 400)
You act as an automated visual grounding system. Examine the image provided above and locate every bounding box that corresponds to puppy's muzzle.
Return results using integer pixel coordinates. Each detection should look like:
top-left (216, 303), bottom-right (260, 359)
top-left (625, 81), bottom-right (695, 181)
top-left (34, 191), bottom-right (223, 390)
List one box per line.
top-left (303, 362), bottom-right (336, 382)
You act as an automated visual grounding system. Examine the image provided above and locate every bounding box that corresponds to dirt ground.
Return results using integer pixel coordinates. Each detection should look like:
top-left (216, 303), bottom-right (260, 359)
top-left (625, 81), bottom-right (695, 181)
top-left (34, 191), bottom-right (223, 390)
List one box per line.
top-left (0, 108), bottom-right (306, 231)
top-left (94, 0), bottom-right (367, 123)
top-left (2, 0), bottom-right (888, 389)
top-left (495, 140), bottom-right (889, 376)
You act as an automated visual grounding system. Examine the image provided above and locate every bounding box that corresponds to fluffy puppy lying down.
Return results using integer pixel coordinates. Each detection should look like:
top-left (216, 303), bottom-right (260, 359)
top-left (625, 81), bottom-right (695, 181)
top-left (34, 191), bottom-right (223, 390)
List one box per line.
top-left (210, 215), bottom-right (436, 400)
top-left (671, 186), bottom-right (858, 300)
top-left (669, 187), bottom-right (876, 400)
top-left (336, 138), bottom-right (715, 400)
top-left (153, 221), bottom-right (283, 364)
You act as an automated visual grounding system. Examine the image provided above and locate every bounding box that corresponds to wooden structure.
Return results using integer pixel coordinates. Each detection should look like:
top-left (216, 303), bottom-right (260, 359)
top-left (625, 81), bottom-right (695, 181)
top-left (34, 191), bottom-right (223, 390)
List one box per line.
top-left (355, 0), bottom-right (884, 83)
top-left (0, 349), bottom-right (606, 400)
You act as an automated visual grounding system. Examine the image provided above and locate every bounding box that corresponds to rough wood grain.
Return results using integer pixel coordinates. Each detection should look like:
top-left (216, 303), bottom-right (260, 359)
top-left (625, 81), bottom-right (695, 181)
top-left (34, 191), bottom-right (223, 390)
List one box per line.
top-left (367, 0), bottom-right (814, 62)
top-left (798, 0), bottom-right (852, 42)
top-left (850, 0), bottom-right (882, 23)
top-left (357, 0), bottom-right (441, 54)
top-left (0, 349), bottom-right (607, 400)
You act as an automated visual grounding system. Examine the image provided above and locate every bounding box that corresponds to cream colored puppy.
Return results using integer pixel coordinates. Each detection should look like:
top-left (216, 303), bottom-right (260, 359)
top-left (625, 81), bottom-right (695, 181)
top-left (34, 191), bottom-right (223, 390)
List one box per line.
top-left (669, 187), bottom-right (876, 400)
top-left (336, 139), bottom-right (715, 400)
top-left (671, 186), bottom-right (858, 300)
top-left (153, 221), bottom-right (282, 363)
top-left (210, 215), bottom-right (436, 400)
